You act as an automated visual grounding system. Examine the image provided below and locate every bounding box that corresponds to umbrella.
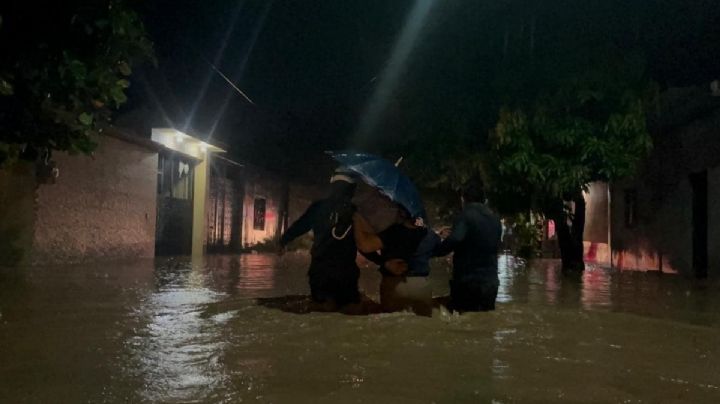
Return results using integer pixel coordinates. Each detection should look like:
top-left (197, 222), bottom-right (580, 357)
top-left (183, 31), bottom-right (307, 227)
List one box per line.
top-left (352, 182), bottom-right (402, 232)
top-left (328, 151), bottom-right (426, 221)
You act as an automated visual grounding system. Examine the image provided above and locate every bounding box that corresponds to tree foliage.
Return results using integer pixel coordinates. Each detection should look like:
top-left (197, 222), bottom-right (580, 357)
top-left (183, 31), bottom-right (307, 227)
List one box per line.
top-left (0, 0), bottom-right (154, 165)
top-left (487, 47), bottom-right (655, 215)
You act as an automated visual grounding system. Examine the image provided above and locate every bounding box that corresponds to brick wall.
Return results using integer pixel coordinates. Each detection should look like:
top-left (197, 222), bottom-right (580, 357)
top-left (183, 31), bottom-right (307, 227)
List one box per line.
top-left (31, 135), bottom-right (158, 264)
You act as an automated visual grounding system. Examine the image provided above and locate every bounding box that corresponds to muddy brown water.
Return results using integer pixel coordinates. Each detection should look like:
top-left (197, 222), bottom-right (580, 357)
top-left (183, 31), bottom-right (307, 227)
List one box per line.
top-left (1, 253), bottom-right (719, 403)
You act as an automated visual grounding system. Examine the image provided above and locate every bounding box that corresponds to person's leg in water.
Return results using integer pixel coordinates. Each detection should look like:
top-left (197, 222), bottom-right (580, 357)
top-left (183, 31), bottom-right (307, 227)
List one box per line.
top-left (449, 276), bottom-right (499, 312)
top-left (308, 265), bottom-right (337, 311)
top-left (380, 275), bottom-right (432, 316)
top-left (331, 264), bottom-right (361, 306)
top-left (308, 261), bottom-right (361, 311)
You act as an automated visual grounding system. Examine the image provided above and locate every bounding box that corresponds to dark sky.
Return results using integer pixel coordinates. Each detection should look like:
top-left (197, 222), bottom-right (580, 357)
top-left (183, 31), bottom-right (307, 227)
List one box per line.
top-left (128, 1), bottom-right (415, 158)
top-left (127, 0), bottom-right (720, 171)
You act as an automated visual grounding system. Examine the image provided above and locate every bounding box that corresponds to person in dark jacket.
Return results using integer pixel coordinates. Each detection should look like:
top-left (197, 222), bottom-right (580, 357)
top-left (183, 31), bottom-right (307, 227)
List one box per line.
top-left (279, 169), bottom-right (360, 308)
top-left (354, 208), bottom-right (441, 315)
top-left (435, 180), bottom-right (502, 312)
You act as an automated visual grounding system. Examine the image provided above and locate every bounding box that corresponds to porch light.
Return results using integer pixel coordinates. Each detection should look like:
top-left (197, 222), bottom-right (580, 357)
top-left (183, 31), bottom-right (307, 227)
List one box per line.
top-left (151, 128), bottom-right (224, 160)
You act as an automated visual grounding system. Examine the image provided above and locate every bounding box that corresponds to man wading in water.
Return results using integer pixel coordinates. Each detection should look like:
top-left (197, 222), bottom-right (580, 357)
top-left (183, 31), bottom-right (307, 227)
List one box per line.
top-left (279, 169), bottom-right (361, 310)
top-left (435, 179), bottom-right (502, 312)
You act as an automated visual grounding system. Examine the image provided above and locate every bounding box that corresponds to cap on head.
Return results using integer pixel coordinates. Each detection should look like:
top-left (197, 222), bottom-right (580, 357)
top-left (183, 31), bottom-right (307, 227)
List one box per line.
top-left (330, 168), bottom-right (357, 184)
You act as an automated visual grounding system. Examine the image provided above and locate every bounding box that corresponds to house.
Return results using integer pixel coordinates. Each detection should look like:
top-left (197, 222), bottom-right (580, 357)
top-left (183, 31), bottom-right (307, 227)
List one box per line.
top-left (583, 86), bottom-right (720, 277)
top-left (205, 157), bottom-right (289, 252)
top-left (0, 126), bottom-right (240, 265)
top-left (150, 128), bottom-right (225, 256)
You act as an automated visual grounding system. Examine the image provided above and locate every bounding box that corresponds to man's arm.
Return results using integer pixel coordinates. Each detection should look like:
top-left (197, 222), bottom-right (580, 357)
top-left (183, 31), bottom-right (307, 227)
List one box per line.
top-left (352, 212), bottom-right (384, 253)
top-left (434, 212), bottom-right (469, 257)
top-left (360, 250), bottom-right (384, 265)
top-left (280, 202), bottom-right (320, 247)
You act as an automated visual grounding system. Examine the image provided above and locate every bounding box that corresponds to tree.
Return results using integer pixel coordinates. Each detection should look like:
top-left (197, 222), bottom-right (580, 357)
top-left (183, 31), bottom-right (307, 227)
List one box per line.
top-left (487, 46), bottom-right (654, 271)
top-left (0, 1), bottom-right (154, 165)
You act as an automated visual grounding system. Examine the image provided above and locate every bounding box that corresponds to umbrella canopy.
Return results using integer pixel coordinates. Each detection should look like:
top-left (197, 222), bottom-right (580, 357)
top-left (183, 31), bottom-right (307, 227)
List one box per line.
top-left (329, 151), bottom-right (426, 221)
top-left (352, 182), bottom-right (401, 232)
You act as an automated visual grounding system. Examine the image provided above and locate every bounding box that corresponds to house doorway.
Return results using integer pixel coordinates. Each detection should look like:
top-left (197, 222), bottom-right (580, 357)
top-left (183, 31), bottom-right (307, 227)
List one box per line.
top-left (206, 161), bottom-right (243, 253)
top-left (155, 152), bottom-right (195, 255)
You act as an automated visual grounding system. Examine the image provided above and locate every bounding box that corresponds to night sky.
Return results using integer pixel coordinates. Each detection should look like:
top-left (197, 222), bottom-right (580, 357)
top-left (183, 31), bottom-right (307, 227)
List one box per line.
top-left (126, 0), bottom-right (720, 174)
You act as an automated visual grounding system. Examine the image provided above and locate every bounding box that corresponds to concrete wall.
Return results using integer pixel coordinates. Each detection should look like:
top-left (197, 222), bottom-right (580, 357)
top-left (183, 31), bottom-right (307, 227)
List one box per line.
top-left (583, 182), bottom-right (610, 265)
top-left (610, 180), bottom-right (689, 273)
top-left (709, 166), bottom-right (720, 277)
top-left (584, 182), bottom-right (609, 243)
top-left (31, 135), bottom-right (158, 264)
top-left (241, 166), bottom-right (286, 247)
top-left (0, 162), bottom-right (37, 265)
top-left (609, 91), bottom-right (720, 275)
top-left (192, 158), bottom-right (208, 256)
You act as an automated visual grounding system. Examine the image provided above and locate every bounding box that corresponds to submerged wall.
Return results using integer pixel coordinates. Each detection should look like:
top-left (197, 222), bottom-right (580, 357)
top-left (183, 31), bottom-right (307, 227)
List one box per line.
top-left (241, 166), bottom-right (286, 247)
top-left (709, 165), bottom-right (720, 277)
top-left (0, 162), bottom-right (37, 265)
top-left (609, 88), bottom-right (720, 276)
top-left (583, 182), bottom-right (610, 265)
top-left (31, 135), bottom-right (158, 264)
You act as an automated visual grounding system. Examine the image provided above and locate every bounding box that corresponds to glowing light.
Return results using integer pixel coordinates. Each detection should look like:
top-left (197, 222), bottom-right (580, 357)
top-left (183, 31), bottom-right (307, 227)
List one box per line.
top-left (151, 128), bottom-right (225, 160)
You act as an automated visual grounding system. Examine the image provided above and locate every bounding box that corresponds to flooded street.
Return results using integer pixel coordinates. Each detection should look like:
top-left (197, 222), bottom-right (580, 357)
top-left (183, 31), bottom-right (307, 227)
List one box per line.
top-left (1, 254), bottom-right (720, 403)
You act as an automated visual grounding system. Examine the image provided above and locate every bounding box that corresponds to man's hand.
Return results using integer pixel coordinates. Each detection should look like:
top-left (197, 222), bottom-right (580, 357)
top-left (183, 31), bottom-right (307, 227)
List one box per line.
top-left (437, 226), bottom-right (452, 239)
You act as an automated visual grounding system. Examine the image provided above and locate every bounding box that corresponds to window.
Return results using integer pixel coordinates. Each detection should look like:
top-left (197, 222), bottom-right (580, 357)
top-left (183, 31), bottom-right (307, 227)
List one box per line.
top-left (624, 189), bottom-right (637, 228)
top-left (157, 153), bottom-right (193, 200)
top-left (253, 198), bottom-right (266, 230)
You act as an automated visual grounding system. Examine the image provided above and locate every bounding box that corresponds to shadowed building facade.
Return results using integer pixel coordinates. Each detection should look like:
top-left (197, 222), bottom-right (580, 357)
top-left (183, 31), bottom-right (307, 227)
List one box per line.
top-left (584, 86), bottom-right (720, 277)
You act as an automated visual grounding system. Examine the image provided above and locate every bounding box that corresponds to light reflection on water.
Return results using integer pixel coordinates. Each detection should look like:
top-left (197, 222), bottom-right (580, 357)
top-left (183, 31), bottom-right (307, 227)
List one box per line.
top-left (1, 253), bottom-right (720, 403)
top-left (132, 261), bottom-right (228, 402)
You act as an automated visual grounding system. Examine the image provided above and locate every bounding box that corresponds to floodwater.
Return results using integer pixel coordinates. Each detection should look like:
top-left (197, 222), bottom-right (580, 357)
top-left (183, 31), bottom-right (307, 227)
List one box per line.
top-left (1, 254), bottom-right (719, 403)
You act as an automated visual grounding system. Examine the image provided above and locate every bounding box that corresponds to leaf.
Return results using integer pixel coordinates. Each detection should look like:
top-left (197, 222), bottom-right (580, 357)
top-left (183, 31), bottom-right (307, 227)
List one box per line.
top-left (110, 87), bottom-right (127, 106)
top-left (0, 79), bottom-right (13, 95)
top-left (117, 61), bottom-right (131, 76)
top-left (68, 59), bottom-right (87, 80)
top-left (78, 112), bottom-right (93, 126)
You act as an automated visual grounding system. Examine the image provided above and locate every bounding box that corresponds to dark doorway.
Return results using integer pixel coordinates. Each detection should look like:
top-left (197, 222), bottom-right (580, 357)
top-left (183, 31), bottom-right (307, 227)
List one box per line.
top-left (690, 170), bottom-right (708, 278)
top-left (206, 161), bottom-right (243, 253)
top-left (155, 152), bottom-right (195, 255)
